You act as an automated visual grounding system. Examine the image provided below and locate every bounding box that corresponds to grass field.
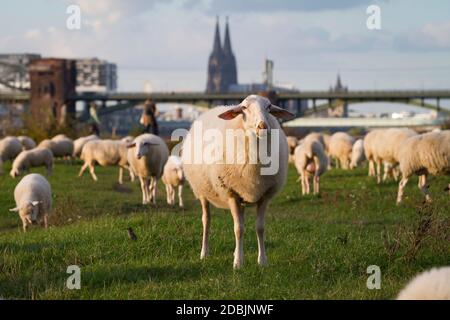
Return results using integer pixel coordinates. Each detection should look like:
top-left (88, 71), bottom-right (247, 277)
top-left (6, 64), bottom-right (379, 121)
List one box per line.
top-left (0, 160), bottom-right (448, 299)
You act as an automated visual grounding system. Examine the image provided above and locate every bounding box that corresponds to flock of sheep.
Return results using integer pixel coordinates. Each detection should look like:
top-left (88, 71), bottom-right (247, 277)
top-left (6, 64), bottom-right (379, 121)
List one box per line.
top-left (0, 94), bottom-right (449, 299)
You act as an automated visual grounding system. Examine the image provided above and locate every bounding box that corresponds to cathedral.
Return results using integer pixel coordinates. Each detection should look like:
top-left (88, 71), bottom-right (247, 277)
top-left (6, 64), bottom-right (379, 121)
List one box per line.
top-left (206, 17), bottom-right (238, 93)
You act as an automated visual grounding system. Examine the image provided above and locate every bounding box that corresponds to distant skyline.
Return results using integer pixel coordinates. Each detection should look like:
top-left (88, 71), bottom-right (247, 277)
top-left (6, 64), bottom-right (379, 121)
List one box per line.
top-left (1, 0), bottom-right (450, 92)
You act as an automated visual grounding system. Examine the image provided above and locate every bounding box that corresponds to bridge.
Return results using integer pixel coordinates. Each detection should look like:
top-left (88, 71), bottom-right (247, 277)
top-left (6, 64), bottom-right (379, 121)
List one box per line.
top-left (1, 89), bottom-right (450, 116)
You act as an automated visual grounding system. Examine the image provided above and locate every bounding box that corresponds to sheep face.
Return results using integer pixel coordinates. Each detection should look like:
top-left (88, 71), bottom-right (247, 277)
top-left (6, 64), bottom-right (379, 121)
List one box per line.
top-left (218, 95), bottom-right (293, 138)
top-left (10, 201), bottom-right (41, 225)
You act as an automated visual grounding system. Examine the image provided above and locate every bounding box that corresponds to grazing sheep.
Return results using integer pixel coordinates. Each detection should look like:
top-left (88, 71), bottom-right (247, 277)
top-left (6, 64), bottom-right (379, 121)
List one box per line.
top-left (162, 155), bottom-right (185, 208)
top-left (182, 95), bottom-right (293, 268)
top-left (17, 136), bottom-right (37, 150)
top-left (79, 139), bottom-right (132, 184)
top-left (328, 132), bottom-right (355, 169)
top-left (127, 134), bottom-right (169, 205)
top-left (286, 136), bottom-right (299, 163)
top-left (397, 267), bottom-right (450, 300)
top-left (294, 139), bottom-right (328, 195)
top-left (396, 131), bottom-right (450, 204)
top-left (0, 136), bottom-right (22, 162)
top-left (10, 148), bottom-right (54, 178)
top-left (73, 135), bottom-right (100, 157)
top-left (350, 139), bottom-right (365, 169)
top-left (9, 173), bottom-right (52, 232)
top-left (39, 138), bottom-right (73, 159)
top-left (364, 128), bottom-right (417, 183)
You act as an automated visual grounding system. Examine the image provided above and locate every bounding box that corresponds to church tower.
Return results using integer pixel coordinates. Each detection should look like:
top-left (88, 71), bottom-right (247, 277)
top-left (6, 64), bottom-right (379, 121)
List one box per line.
top-left (221, 17), bottom-right (238, 91)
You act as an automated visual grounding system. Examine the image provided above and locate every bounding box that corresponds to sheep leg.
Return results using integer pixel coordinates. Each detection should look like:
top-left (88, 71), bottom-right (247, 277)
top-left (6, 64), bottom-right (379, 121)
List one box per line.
top-left (178, 185), bottom-right (184, 208)
top-left (397, 176), bottom-right (409, 204)
top-left (256, 198), bottom-right (268, 266)
top-left (89, 163), bottom-right (98, 182)
top-left (418, 174), bottom-right (431, 202)
top-left (165, 184), bottom-right (171, 205)
top-left (229, 197), bottom-right (244, 269)
top-left (140, 177), bottom-right (148, 204)
top-left (150, 178), bottom-right (157, 204)
top-left (200, 197), bottom-right (211, 259)
top-left (22, 219), bottom-right (28, 232)
top-left (43, 213), bottom-right (48, 229)
top-left (118, 167), bottom-right (124, 185)
top-left (368, 159), bottom-right (375, 176)
top-left (300, 172), bottom-right (306, 195)
top-left (376, 160), bottom-right (382, 184)
top-left (78, 162), bottom-right (88, 177)
top-left (314, 175), bottom-right (320, 195)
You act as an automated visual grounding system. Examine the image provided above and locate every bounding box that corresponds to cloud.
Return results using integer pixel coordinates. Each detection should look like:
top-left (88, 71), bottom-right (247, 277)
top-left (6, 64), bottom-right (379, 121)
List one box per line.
top-left (395, 22), bottom-right (450, 51)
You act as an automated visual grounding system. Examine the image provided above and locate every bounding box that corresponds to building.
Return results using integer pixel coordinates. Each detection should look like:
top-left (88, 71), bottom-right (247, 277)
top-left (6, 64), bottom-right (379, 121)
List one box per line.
top-left (0, 53), bottom-right (41, 91)
top-left (328, 73), bottom-right (349, 117)
top-left (206, 17), bottom-right (238, 93)
top-left (75, 58), bottom-right (117, 92)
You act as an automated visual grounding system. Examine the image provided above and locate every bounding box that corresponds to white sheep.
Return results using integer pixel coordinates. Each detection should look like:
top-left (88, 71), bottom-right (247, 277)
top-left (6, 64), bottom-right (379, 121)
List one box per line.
top-left (328, 132), bottom-right (355, 169)
top-left (17, 136), bottom-right (37, 150)
top-left (10, 148), bottom-right (54, 178)
top-left (182, 95), bottom-right (293, 268)
top-left (350, 138), bottom-right (365, 169)
top-left (38, 138), bottom-right (73, 159)
top-left (127, 134), bottom-right (169, 204)
top-left (364, 128), bottom-right (417, 183)
top-left (397, 266), bottom-right (450, 300)
top-left (0, 136), bottom-right (22, 162)
top-left (73, 135), bottom-right (100, 158)
top-left (286, 136), bottom-right (299, 163)
top-left (9, 173), bottom-right (52, 232)
top-left (396, 131), bottom-right (450, 204)
top-left (162, 155), bottom-right (185, 208)
top-left (79, 139), bottom-right (132, 184)
top-left (294, 139), bottom-right (328, 195)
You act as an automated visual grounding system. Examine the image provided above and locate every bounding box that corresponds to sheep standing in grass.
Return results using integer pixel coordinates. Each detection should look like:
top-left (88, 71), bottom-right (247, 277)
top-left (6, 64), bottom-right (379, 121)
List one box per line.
top-left (350, 139), bottom-right (365, 169)
top-left (10, 148), bottom-right (54, 178)
top-left (397, 266), bottom-right (450, 300)
top-left (73, 135), bottom-right (99, 158)
top-left (162, 155), bottom-right (185, 208)
top-left (79, 139), bottom-right (132, 184)
top-left (39, 137), bottom-right (73, 160)
top-left (396, 131), bottom-right (450, 204)
top-left (127, 134), bottom-right (169, 205)
top-left (0, 136), bottom-right (22, 162)
top-left (9, 173), bottom-right (52, 232)
top-left (286, 136), bottom-right (299, 163)
top-left (294, 139), bottom-right (328, 195)
top-left (17, 136), bottom-right (36, 150)
top-left (182, 95), bottom-right (293, 268)
top-left (328, 132), bottom-right (355, 169)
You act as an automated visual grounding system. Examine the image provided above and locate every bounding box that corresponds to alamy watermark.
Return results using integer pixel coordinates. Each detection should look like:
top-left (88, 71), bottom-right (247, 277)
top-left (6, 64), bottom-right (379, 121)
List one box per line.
top-left (66, 265), bottom-right (81, 290)
top-left (366, 5), bottom-right (381, 30)
top-left (366, 265), bottom-right (381, 289)
top-left (66, 5), bottom-right (81, 30)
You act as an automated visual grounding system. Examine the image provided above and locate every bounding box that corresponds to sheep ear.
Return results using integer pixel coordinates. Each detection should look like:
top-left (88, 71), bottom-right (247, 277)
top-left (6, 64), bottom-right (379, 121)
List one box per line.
top-left (269, 105), bottom-right (295, 120)
top-left (31, 201), bottom-right (41, 206)
top-left (9, 207), bottom-right (19, 212)
top-left (127, 143), bottom-right (136, 148)
top-left (218, 105), bottom-right (244, 120)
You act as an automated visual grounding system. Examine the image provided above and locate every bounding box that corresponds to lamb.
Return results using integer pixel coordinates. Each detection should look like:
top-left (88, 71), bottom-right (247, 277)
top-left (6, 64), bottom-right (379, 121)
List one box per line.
top-left (328, 132), bottom-right (355, 169)
top-left (182, 95), bottom-right (293, 268)
top-left (9, 173), bottom-right (52, 232)
top-left (0, 136), bottom-right (22, 162)
top-left (127, 134), bottom-right (169, 205)
top-left (397, 266), bottom-right (450, 300)
top-left (364, 128), bottom-right (417, 183)
top-left (350, 139), bottom-right (365, 169)
top-left (17, 136), bottom-right (36, 150)
top-left (73, 135), bottom-right (100, 158)
top-left (162, 155), bottom-right (185, 208)
top-left (10, 148), bottom-right (54, 178)
top-left (286, 136), bottom-right (299, 163)
top-left (79, 139), bottom-right (132, 184)
top-left (396, 131), bottom-right (450, 204)
top-left (293, 139), bottom-right (328, 195)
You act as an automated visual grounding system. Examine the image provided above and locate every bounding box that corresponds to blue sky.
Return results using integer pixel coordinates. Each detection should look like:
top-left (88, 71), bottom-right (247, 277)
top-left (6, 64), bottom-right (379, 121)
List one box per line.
top-left (1, 0), bottom-right (450, 92)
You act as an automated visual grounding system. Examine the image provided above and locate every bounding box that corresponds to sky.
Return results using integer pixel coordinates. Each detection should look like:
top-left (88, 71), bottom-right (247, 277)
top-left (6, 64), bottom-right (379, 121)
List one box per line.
top-left (1, 0), bottom-right (450, 93)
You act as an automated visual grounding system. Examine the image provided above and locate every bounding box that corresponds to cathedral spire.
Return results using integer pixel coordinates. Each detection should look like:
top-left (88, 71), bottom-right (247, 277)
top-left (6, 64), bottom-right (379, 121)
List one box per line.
top-left (223, 16), bottom-right (233, 54)
top-left (212, 16), bottom-right (222, 53)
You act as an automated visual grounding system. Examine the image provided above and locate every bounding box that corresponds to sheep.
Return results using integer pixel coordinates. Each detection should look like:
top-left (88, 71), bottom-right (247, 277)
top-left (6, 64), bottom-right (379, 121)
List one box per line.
top-left (9, 173), bottom-right (52, 232)
top-left (0, 136), bottom-right (22, 162)
top-left (328, 132), bottom-right (355, 169)
top-left (286, 136), bottom-right (299, 163)
top-left (73, 135), bottom-right (100, 158)
top-left (293, 139), bottom-right (328, 195)
top-left (79, 139), bottom-right (132, 184)
top-left (182, 94), bottom-right (293, 268)
top-left (396, 131), bottom-right (450, 204)
top-left (121, 136), bottom-right (135, 144)
top-left (10, 148), bottom-right (54, 178)
top-left (51, 135), bottom-right (74, 159)
top-left (52, 134), bottom-right (69, 141)
top-left (350, 138), bottom-right (365, 169)
top-left (364, 128), bottom-right (417, 183)
top-left (17, 136), bottom-right (36, 150)
top-left (397, 266), bottom-right (450, 300)
top-left (162, 155), bottom-right (185, 208)
top-left (127, 134), bottom-right (169, 205)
